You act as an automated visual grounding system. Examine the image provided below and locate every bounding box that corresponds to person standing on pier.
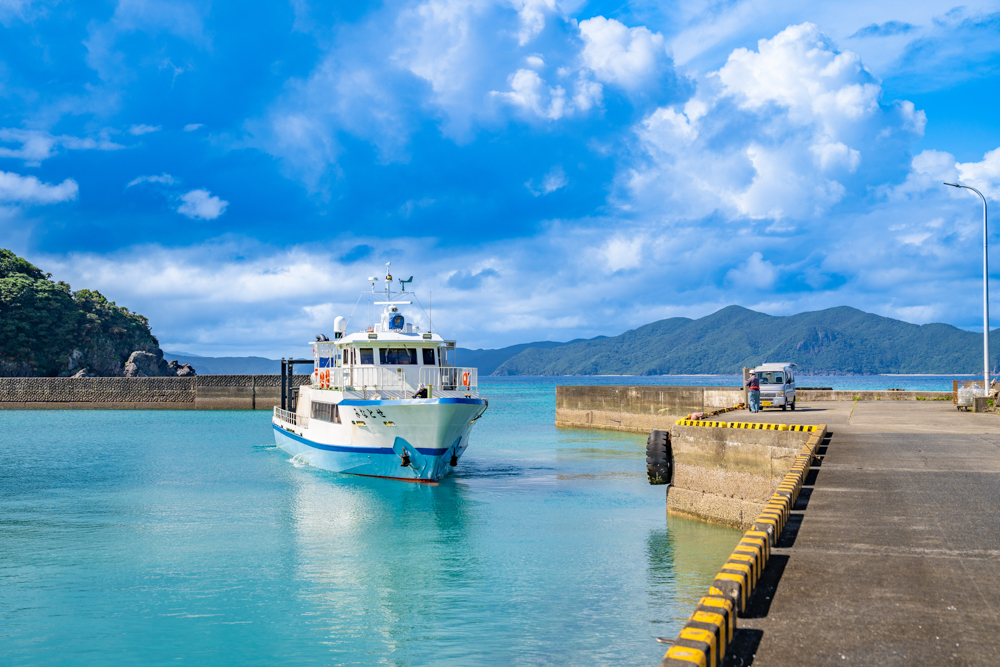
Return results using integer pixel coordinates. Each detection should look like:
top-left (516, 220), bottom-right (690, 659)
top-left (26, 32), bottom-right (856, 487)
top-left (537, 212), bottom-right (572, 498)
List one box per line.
top-left (746, 371), bottom-right (761, 413)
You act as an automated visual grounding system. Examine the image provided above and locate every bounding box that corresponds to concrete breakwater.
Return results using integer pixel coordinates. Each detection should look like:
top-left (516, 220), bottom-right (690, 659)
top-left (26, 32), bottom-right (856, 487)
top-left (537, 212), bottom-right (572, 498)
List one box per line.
top-left (556, 385), bottom-right (953, 433)
top-left (0, 375), bottom-right (311, 410)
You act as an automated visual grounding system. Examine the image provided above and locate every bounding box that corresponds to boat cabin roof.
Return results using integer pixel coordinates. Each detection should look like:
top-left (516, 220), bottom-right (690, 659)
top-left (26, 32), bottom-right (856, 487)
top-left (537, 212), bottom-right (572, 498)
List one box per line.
top-left (313, 330), bottom-right (454, 348)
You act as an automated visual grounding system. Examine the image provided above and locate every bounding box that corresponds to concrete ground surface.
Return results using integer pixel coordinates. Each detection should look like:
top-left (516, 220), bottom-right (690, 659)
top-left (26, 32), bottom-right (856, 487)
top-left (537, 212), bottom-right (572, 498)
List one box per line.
top-left (716, 402), bottom-right (1000, 666)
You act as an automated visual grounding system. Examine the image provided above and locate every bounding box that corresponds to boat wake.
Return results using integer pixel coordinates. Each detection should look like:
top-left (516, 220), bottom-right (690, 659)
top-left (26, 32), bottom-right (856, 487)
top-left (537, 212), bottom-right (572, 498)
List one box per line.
top-left (289, 452), bottom-right (311, 468)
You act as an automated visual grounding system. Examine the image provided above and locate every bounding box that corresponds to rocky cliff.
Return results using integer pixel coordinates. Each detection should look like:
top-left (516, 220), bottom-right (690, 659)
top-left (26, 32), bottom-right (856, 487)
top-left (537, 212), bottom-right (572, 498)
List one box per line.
top-left (0, 249), bottom-right (194, 378)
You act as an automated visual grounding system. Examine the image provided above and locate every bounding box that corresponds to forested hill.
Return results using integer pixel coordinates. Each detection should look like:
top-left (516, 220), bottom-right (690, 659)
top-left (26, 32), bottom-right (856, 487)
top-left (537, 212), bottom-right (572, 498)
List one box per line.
top-left (488, 305), bottom-right (1000, 376)
top-left (0, 249), bottom-right (183, 377)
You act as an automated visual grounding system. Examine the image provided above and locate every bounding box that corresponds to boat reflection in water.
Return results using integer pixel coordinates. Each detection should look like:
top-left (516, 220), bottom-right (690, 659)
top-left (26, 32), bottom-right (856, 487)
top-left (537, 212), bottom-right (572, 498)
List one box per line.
top-left (285, 466), bottom-right (480, 655)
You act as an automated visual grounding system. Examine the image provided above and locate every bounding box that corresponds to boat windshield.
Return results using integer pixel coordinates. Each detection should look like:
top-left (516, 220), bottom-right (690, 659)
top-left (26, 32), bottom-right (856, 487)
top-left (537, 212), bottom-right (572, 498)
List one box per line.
top-left (759, 372), bottom-right (784, 385)
top-left (380, 348), bottom-right (418, 365)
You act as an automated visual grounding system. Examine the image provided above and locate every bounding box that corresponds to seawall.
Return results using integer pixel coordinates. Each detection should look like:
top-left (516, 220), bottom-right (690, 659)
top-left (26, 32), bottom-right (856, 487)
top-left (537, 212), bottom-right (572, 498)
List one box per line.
top-left (0, 375), bottom-right (311, 410)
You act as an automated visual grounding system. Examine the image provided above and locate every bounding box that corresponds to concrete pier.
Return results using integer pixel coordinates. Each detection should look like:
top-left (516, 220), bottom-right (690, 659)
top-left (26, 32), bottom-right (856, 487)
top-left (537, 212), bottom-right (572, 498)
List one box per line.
top-left (669, 402), bottom-right (1000, 666)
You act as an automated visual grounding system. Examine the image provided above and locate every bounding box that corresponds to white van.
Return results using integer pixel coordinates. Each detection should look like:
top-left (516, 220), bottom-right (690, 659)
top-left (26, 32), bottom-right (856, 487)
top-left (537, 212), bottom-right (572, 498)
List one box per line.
top-left (752, 362), bottom-right (797, 411)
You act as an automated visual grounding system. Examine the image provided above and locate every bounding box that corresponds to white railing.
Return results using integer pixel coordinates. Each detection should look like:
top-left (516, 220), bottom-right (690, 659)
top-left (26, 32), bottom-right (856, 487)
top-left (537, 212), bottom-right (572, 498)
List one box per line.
top-left (310, 366), bottom-right (479, 399)
top-left (274, 407), bottom-right (298, 425)
top-left (419, 367), bottom-right (478, 397)
top-left (313, 366), bottom-right (409, 398)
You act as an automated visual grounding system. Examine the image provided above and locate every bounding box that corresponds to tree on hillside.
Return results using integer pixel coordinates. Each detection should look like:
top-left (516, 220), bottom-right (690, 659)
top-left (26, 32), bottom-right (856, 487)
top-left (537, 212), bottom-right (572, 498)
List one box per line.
top-left (0, 249), bottom-right (176, 377)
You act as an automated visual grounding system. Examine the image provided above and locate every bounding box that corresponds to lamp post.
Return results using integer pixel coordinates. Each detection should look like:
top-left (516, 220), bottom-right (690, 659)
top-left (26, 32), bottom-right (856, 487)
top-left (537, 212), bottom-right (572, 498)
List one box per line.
top-left (945, 182), bottom-right (990, 391)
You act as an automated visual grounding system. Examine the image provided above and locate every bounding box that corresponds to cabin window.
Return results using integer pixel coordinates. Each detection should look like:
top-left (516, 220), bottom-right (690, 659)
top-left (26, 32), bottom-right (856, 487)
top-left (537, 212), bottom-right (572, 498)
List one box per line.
top-left (422, 348), bottom-right (435, 365)
top-left (359, 348), bottom-right (374, 365)
top-left (311, 402), bottom-right (341, 423)
top-left (379, 348), bottom-right (418, 365)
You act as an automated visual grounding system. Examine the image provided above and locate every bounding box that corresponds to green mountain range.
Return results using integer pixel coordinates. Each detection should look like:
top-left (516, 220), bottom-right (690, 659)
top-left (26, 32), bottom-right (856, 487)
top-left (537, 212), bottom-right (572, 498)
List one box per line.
top-left (462, 305), bottom-right (1000, 376)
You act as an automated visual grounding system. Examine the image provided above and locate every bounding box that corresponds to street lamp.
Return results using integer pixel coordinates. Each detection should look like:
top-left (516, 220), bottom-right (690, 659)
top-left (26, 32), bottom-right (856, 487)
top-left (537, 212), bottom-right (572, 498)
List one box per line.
top-left (945, 182), bottom-right (990, 391)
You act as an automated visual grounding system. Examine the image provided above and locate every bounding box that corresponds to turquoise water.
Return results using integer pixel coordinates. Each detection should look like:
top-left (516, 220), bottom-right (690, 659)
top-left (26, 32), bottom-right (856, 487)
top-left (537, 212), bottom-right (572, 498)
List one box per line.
top-left (0, 379), bottom-right (739, 666)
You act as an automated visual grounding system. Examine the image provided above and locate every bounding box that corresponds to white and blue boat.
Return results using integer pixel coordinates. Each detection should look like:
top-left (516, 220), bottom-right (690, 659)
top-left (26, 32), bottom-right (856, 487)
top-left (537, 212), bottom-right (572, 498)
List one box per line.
top-left (272, 264), bottom-right (487, 482)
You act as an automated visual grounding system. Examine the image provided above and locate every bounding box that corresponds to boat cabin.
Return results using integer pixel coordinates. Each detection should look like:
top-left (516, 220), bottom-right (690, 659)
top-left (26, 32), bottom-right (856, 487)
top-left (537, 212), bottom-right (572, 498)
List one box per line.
top-left (311, 303), bottom-right (472, 398)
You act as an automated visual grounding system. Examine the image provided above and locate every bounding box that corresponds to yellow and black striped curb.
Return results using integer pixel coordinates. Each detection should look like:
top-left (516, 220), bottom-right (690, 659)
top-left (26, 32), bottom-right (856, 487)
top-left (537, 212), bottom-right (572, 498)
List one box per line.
top-left (674, 419), bottom-right (819, 432)
top-left (660, 425), bottom-right (827, 667)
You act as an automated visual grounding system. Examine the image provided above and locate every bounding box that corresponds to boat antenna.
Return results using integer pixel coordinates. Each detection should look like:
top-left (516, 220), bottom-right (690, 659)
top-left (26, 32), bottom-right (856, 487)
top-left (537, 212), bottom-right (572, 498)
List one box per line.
top-left (343, 291), bottom-right (364, 331)
top-left (430, 291), bottom-right (432, 333)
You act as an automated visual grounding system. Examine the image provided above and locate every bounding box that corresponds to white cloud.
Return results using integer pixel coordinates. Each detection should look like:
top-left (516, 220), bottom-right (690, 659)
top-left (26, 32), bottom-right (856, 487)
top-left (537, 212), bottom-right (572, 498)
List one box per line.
top-left (177, 189), bottom-right (228, 219)
top-left (0, 171), bottom-right (78, 204)
top-left (491, 69), bottom-right (567, 120)
top-left (526, 165), bottom-right (567, 195)
top-left (892, 148), bottom-right (1000, 202)
top-left (726, 252), bottom-right (778, 288)
top-left (128, 124), bottom-right (161, 135)
top-left (127, 173), bottom-right (177, 187)
top-left (183, 123), bottom-right (204, 132)
top-left (512, 0), bottom-right (558, 46)
top-left (629, 23), bottom-right (923, 220)
top-left (957, 147), bottom-right (1000, 201)
top-left (602, 236), bottom-right (643, 272)
top-left (578, 16), bottom-right (669, 90)
top-left (718, 23), bottom-right (880, 133)
top-left (0, 128), bottom-right (124, 165)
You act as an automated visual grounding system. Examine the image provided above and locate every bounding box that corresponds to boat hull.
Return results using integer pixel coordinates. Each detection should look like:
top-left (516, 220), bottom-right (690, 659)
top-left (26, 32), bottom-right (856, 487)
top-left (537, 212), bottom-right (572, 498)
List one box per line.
top-left (273, 397), bottom-right (486, 482)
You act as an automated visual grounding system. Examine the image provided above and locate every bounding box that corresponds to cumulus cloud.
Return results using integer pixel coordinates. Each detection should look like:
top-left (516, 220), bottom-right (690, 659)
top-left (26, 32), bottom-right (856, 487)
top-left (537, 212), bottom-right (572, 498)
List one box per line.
top-left (0, 128), bottom-right (124, 165)
top-left (0, 171), bottom-right (78, 204)
top-left (726, 252), bottom-right (778, 288)
top-left (512, 0), bottom-right (558, 46)
top-left (601, 236), bottom-right (643, 272)
top-left (628, 23), bottom-right (925, 220)
top-left (183, 123), bottom-right (204, 131)
top-left (957, 148), bottom-right (1000, 200)
top-left (177, 189), bottom-right (228, 219)
top-left (127, 173), bottom-right (177, 187)
top-left (252, 2), bottom-right (624, 183)
top-left (891, 148), bottom-right (1000, 202)
top-left (492, 69), bottom-right (567, 119)
top-left (578, 16), bottom-right (669, 91)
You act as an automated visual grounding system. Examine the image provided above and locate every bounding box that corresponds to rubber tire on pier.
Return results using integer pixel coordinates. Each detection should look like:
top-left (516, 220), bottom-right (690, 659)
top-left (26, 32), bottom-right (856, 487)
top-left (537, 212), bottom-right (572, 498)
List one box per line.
top-left (781, 402), bottom-right (787, 411)
top-left (790, 399), bottom-right (796, 411)
top-left (646, 430), bottom-right (673, 485)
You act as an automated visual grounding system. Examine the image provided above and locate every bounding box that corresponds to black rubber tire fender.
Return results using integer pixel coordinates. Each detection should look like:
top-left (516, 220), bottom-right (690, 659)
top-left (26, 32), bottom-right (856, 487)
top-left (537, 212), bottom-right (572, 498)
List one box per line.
top-left (646, 429), bottom-right (673, 485)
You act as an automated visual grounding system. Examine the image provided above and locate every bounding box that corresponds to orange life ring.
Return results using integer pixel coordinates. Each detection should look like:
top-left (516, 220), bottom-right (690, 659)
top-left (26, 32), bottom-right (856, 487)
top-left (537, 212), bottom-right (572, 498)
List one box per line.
top-left (462, 371), bottom-right (470, 387)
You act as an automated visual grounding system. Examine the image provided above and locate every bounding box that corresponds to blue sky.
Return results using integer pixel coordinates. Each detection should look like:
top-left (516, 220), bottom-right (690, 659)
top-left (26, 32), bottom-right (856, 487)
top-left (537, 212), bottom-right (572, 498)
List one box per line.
top-left (2, 0), bottom-right (1000, 357)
